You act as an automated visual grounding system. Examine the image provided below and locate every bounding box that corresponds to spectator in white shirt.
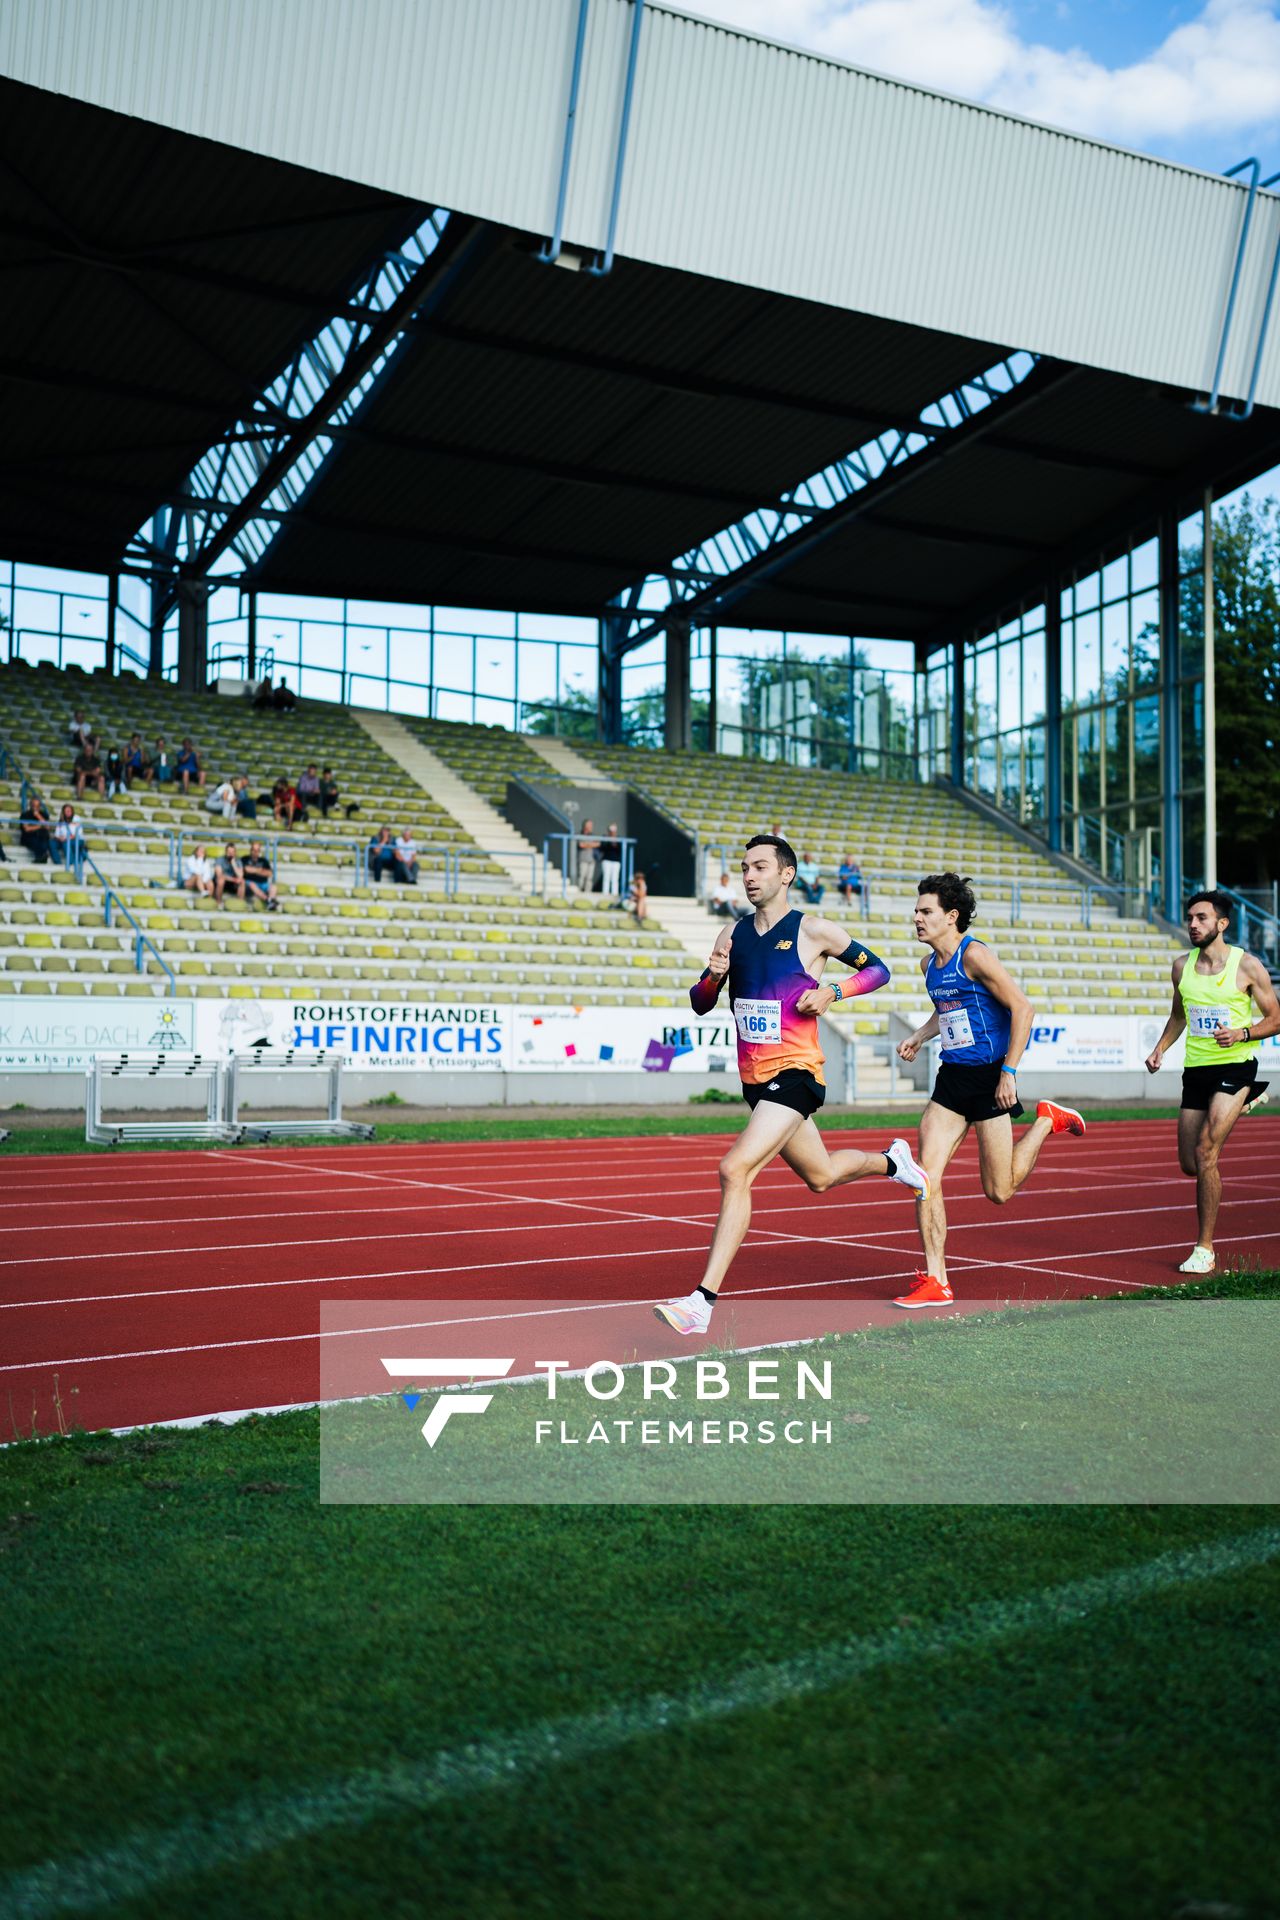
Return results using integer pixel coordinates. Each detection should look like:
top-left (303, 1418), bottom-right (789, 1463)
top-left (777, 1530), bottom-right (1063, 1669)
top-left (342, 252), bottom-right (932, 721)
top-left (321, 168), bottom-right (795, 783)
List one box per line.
top-left (710, 871), bottom-right (751, 920)
top-left (206, 777), bottom-right (238, 822)
top-left (68, 711), bottom-right (93, 750)
top-left (394, 829), bottom-right (420, 886)
top-left (182, 844), bottom-right (216, 896)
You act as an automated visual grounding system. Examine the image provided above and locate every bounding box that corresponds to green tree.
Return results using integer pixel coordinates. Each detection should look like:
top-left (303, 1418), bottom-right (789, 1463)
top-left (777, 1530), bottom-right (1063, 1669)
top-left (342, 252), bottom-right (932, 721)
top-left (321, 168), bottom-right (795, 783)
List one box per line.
top-left (521, 688), bottom-right (599, 741)
top-left (1179, 497), bottom-right (1280, 884)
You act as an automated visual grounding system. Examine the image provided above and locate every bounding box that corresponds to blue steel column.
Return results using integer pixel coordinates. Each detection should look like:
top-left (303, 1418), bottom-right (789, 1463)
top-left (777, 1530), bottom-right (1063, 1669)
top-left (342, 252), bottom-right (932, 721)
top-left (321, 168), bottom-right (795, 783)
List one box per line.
top-left (1158, 511), bottom-right (1183, 918)
top-left (1044, 586), bottom-right (1062, 851)
top-left (949, 634), bottom-right (965, 788)
top-left (599, 612), bottom-right (624, 743)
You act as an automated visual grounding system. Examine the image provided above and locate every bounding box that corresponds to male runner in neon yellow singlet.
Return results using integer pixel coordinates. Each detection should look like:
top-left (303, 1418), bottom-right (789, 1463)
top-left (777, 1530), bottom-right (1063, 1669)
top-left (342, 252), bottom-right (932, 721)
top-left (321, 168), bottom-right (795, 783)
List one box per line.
top-left (1146, 888), bottom-right (1279, 1273)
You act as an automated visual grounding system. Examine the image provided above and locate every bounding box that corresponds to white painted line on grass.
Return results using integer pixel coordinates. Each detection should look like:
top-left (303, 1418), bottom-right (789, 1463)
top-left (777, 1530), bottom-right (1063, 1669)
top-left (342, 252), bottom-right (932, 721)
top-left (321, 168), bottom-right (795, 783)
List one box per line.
top-left (3, 1527), bottom-right (1277, 1919)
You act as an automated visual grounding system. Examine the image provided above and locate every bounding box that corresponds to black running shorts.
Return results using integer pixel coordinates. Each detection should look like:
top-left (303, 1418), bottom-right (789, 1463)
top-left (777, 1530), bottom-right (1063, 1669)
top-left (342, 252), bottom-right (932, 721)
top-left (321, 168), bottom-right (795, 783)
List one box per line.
top-left (742, 1067), bottom-right (826, 1119)
top-left (1180, 1058), bottom-right (1259, 1110)
top-left (930, 1060), bottom-right (1024, 1125)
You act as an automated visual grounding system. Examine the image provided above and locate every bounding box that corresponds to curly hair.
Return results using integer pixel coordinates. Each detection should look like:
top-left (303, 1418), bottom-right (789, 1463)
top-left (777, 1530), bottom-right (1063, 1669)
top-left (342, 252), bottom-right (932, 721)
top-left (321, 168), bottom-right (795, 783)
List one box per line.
top-left (917, 872), bottom-right (977, 933)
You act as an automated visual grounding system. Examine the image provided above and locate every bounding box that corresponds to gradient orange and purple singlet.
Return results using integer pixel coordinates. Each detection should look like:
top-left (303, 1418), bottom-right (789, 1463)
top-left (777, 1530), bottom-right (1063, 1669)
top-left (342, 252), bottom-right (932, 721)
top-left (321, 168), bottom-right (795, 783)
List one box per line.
top-left (724, 908), bottom-right (826, 1086)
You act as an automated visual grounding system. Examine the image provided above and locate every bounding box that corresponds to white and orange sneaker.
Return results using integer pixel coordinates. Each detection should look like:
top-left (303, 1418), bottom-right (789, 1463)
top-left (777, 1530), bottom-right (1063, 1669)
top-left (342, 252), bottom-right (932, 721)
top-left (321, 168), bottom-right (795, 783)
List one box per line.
top-left (891, 1272), bottom-right (954, 1309)
top-left (653, 1291), bottom-right (713, 1336)
top-left (1036, 1099), bottom-right (1086, 1136)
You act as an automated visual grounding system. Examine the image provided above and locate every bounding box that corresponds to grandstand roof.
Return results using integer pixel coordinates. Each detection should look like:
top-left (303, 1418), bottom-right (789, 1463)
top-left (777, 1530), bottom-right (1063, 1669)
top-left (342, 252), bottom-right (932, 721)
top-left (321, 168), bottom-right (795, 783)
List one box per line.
top-left (4, 5), bottom-right (1280, 649)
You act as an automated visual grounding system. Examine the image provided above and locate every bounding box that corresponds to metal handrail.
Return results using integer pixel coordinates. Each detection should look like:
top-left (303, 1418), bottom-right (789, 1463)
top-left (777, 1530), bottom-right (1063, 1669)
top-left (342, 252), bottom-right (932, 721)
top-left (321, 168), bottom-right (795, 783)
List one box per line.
top-left (81, 850), bottom-right (176, 991)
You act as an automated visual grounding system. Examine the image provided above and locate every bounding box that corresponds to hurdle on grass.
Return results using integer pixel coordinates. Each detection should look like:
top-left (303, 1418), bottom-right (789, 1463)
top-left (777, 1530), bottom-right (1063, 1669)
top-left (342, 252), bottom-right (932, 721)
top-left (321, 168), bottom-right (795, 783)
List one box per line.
top-left (84, 1053), bottom-right (243, 1146)
top-left (224, 1049), bottom-right (375, 1141)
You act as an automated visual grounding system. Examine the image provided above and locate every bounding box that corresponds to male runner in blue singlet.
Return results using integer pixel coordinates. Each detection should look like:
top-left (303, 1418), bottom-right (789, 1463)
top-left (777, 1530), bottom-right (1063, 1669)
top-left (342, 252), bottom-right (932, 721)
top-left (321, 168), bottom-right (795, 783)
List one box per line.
top-left (893, 872), bottom-right (1084, 1307)
top-left (653, 835), bottom-right (930, 1336)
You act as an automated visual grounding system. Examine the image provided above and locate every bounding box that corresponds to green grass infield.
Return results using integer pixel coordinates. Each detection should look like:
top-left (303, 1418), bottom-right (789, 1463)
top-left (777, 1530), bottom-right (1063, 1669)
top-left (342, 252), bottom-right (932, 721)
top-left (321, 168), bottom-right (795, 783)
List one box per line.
top-left (1, 1275), bottom-right (1278, 1916)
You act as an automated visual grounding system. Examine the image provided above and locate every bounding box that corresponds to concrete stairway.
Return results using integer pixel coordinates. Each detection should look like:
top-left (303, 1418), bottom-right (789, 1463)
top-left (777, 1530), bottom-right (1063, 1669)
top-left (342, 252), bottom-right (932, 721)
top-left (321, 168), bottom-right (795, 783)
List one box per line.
top-left (349, 708), bottom-right (546, 895)
top-left (525, 735), bottom-right (603, 781)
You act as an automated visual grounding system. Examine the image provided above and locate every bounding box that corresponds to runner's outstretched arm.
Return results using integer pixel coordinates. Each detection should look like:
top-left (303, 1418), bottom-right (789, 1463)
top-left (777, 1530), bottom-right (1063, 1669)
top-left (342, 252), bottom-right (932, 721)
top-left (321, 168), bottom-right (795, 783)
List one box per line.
top-left (795, 919), bottom-right (891, 1014)
top-left (689, 929), bottom-right (733, 1014)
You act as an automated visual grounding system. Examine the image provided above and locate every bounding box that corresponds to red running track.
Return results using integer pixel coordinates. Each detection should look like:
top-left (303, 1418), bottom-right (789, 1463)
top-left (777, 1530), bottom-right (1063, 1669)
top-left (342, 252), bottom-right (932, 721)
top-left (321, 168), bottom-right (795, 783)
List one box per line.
top-left (2, 1118), bottom-right (1278, 1433)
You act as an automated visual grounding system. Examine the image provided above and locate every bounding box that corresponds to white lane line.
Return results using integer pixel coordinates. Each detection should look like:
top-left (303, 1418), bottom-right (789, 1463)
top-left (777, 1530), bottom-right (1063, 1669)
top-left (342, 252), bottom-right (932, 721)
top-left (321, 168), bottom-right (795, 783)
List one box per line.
top-left (4, 1527), bottom-right (1276, 1920)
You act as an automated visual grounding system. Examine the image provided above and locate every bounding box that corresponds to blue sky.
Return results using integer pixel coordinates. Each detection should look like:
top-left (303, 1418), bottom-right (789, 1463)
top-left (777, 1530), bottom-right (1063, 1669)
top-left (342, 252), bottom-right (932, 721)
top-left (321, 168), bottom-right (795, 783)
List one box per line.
top-left (691, 0), bottom-right (1280, 174)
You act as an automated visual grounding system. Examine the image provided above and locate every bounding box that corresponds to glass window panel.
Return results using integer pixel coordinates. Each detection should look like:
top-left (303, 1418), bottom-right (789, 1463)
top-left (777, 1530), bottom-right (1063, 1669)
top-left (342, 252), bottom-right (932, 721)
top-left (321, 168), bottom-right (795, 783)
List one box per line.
top-left (387, 680), bottom-right (430, 718)
top-left (1076, 709), bottom-right (1101, 810)
top-left (1181, 680), bottom-right (1204, 780)
top-left (1131, 537), bottom-right (1158, 593)
top-left (1179, 571), bottom-right (1205, 677)
top-left (1181, 803), bottom-right (1204, 887)
top-left (258, 592), bottom-right (343, 621)
top-left (1104, 701), bottom-right (1122, 794)
top-left (298, 664), bottom-right (344, 705)
top-left (389, 628), bottom-right (431, 684)
top-left (15, 628), bottom-right (57, 668)
top-left (517, 611), bottom-right (597, 644)
top-left (1102, 555), bottom-right (1128, 603)
top-left (1021, 602), bottom-right (1046, 634)
top-left (343, 625), bottom-right (386, 679)
top-left (434, 606), bottom-right (515, 638)
top-left (1133, 694), bottom-right (1161, 796)
top-left (435, 688), bottom-right (473, 723)
top-left (560, 648), bottom-right (596, 702)
top-left (974, 647), bottom-right (998, 736)
top-left (998, 640), bottom-right (1022, 728)
top-left (346, 599), bottom-right (432, 629)
top-left (998, 617), bottom-right (1021, 642)
top-left (64, 595), bottom-right (107, 639)
top-left (473, 695), bottom-right (516, 728)
top-left (1023, 726), bottom-right (1046, 823)
top-left (16, 561), bottom-right (105, 595)
top-left (12, 587), bottom-right (61, 634)
top-left (1060, 618), bottom-right (1075, 707)
top-left (1102, 600), bottom-right (1129, 692)
top-left (60, 635), bottom-right (106, 673)
top-left (346, 674), bottom-right (389, 711)
top-left (475, 637), bottom-right (516, 702)
top-left (1074, 610), bottom-right (1101, 704)
top-left (1131, 592), bottom-right (1160, 689)
top-left (976, 736), bottom-right (997, 797)
top-left (999, 729), bottom-right (1022, 813)
top-left (514, 639), bottom-right (557, 703)
top-left (1074, 569), bottom-right (1100, 612)
top-left (1060, 586), bottom-right (1073, 620)
top-left (433, 631), bottom-right (474, 693)
top-left (1022, 630), bottom-right (1046, 726)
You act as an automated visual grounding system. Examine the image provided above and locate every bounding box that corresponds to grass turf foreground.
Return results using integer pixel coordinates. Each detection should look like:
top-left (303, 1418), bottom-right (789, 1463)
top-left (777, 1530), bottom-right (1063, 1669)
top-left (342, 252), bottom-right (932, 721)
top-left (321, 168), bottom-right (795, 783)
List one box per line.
top-left (2, 1280), bottom-right (1278, 1918)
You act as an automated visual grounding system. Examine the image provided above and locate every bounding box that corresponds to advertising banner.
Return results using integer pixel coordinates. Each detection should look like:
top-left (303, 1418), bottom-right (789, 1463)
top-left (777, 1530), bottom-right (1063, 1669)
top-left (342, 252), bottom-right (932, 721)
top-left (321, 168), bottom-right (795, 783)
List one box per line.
top-left (511, 1005), bottom-right (738, 1074)
top-left (192, 998), bottom-right (509, 1070)
top-left (0, 996), bottom-right (195, 1069)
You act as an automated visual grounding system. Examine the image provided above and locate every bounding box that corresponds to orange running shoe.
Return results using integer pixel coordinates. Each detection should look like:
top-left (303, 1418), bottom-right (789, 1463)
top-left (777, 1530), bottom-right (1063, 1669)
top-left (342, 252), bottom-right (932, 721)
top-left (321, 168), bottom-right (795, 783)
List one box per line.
top-left (1036, 1099), bottom-right (1086, 1136)
top-left (892, 1272), bottom-right (954, 1309)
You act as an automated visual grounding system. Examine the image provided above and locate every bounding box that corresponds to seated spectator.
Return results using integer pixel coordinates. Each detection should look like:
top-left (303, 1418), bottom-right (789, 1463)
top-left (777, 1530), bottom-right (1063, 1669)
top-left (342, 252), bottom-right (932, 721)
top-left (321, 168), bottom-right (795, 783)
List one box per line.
top-left (73, 739), bottom-right (105, 799)
top-left (710, 870), bottom-right (751, 920)
top-left (175, 737), bottom-right (204, 793)
top-left (272, 775), bottom-right (302, 829)
top-left (625, 870), bottom-right (649, 921)
top-left (242, 841), bottom-right (279, 911)
top-left (68, 709), bottom-right (93, 751)
top-left (124, 733), bottom-right (152, 786)
top-left (252, 677), bottom-right (274, 711)
top-left (182, 843), bottom-right (216, 897)
top-left (394, 827), bottom-right (420, 885)
top-left (152, 736), bottom-right (173, 783)
top-left (213, 842), bottom-right (245, 906)
top-left (795, 853), bottom-right (824, 905)
top-left (206, 776), bottom-right (238, 822)
top-left (367, 826), bottom-right (396, 884)
top-left (104, 743), bottom-right (126, 798)
top-left (20, 794), bottom-right (52, 865)
top-left (272, 676), bottom-right (298, 712)
top-left (52, 804), bottom-right (84, 867)
top-left (319, 766), bottom-right (340, 819)
top-left (297, 764), bottom-right (321, 815)
top-left (838, 855), bottom-right (864, 905)
top-left (233, 775), bottom-right (257, 821)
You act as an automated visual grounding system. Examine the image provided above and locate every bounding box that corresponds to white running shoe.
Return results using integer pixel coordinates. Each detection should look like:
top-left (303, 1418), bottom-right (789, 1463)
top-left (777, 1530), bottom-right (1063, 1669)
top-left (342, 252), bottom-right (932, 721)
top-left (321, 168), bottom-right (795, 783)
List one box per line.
top-left (886, 1138), bottom-right (930, 1199)
top-left (653, 1291), bottom-right (713, 1336)
top-left (1177, 1246), bottom-right (1216, 1275)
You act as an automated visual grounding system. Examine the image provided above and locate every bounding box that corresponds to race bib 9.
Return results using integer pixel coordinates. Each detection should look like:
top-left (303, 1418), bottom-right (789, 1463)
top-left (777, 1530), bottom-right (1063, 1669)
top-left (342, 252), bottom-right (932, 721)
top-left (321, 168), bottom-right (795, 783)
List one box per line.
top-left (937, 1005), bottom-right (975, 1051)
top-left (734, 997), bottom-right (782, 1044)
top-left (1187, 1005), bottom-right (1230, 1037)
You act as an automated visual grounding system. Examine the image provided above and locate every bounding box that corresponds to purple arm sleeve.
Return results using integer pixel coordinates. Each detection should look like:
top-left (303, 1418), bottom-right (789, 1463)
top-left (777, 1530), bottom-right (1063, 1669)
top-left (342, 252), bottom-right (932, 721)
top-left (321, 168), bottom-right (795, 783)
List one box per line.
top-left (689, 969), bottom-right (724, 1014)
top-left (836, 941), bottom-right (890, 997)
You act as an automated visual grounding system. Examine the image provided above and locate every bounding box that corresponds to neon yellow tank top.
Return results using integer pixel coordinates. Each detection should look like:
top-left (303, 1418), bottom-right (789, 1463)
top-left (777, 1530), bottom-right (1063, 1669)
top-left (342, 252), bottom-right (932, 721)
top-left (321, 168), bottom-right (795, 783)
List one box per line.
top-left (1178, 945), bottom-right (1258, 1067)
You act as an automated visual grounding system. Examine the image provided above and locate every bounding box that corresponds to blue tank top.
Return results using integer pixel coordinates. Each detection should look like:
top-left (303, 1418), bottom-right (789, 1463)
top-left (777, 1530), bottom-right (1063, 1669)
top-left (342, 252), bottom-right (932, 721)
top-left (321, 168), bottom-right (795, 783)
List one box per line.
top-left (924, 935), bottom-right (1010, 1066)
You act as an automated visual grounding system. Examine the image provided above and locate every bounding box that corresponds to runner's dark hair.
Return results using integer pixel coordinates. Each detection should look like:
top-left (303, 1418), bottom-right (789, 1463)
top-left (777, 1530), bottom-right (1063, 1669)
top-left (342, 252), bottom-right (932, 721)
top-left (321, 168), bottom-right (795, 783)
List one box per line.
top-left (745, 834), bottom-right (798, 879)
top-left (918, 872), bottom-right (977, 933)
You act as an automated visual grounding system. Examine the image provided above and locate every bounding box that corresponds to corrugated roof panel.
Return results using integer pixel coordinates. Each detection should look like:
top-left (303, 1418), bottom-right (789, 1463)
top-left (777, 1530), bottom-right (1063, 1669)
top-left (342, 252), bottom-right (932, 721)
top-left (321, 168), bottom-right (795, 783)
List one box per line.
top-left (5, 0), bottom-right (1280, 404)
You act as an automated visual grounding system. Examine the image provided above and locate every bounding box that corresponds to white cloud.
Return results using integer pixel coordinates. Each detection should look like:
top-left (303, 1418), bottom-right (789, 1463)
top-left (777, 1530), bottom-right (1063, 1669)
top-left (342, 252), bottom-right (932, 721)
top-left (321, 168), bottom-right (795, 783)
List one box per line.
top-left (683, 0), bottom-right (1280, 149)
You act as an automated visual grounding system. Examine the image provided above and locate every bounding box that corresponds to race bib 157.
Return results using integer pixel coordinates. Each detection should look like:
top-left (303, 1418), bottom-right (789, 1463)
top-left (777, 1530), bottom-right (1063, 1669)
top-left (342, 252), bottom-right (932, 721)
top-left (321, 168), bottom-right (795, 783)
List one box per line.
top-left (1187, 1004), bottom-right (1230, 1037)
